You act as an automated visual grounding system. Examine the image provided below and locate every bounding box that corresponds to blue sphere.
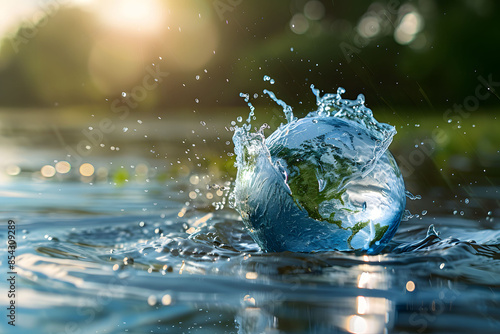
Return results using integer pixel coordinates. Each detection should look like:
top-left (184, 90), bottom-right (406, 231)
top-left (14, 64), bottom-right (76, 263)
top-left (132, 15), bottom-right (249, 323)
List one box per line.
top-left (232, 116), bottom-right (405, 254)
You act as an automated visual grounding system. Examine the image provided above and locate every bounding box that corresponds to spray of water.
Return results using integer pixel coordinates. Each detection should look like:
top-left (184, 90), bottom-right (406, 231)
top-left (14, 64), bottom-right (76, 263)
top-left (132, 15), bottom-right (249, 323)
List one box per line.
top-left (231, 77), bottom-right (406, 254)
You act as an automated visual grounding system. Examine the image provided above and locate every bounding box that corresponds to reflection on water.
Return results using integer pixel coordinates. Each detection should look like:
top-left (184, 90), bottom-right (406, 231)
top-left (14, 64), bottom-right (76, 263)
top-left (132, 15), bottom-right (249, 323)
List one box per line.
top-left (0, 114), bottom-right (499, 333)
top-left (1, 176), bottom-right (499, 333)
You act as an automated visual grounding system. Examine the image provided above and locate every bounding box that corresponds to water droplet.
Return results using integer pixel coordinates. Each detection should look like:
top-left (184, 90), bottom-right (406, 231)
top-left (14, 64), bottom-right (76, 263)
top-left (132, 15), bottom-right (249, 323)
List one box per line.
top-left (356, 94), bottom-right (365, 105)
top-left (405, 191), bottom-right (422, 200)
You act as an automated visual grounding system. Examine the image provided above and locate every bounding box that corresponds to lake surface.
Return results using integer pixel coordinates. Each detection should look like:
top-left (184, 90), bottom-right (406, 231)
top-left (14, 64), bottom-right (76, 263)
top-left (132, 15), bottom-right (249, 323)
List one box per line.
top-left (0, 111), bottom-right (499, 333)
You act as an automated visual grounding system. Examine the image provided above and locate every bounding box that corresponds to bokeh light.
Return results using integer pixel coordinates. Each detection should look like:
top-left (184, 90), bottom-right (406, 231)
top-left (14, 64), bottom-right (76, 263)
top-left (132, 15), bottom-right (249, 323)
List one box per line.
top-left (79, 163), bottom-right (95, 177)
top-left (304, 1), bottom-right (325, 21)
top-left (55, 161), bottom-right (71, 174)
top-left (189, 175), bottom-right (200, 185)
top-left (147, 295), bottom-right (157, 306)
top-left (161, 2), bottom-right (219, 72)
top-left (5, 164), bottom-right (21, 176)
top-left (357, 15), bottom-right (381, 38)
top-left (394, 12), bottom-right (423, 45)
top-left (135, 163), bottom-right (148, 176)
top-left (245, 272), bottom-right (258, 280)
top-left (290, 13), bottom-right (309, 34)
top-left (346, 315), bottom-right (367, 334)
top-left (161, 294), bottom-right (172, 305)
top-left (41, 165), bottom-right (56, 178)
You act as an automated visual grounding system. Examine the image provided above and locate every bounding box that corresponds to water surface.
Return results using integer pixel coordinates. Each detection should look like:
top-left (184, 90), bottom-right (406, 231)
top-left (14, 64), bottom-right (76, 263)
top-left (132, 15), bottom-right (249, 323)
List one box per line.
top-left (0, 113), bottom-right (499, 334)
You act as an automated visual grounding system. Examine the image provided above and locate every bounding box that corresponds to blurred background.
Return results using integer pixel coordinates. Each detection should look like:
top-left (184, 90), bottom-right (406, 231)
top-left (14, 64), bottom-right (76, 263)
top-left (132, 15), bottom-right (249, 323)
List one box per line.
top-left (0, 0), bottom-right (499, 215)
top-left (1, 0), bottom-right (499, 108)
top-left (2, 3), bottom-right (500, 333)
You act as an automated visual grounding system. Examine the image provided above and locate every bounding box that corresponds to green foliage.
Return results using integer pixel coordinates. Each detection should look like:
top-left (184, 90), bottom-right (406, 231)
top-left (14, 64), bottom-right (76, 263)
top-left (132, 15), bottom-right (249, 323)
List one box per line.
top-left (272, 138), bottom-right (350, 222)
top-left (0, 2), bottom-right (499, 110)
top-left (0, 8), bottom-right (99, 106)
top-left (371, 224), bottom-right (389, 247)
top-left (113, 167), bottom-right (130, 186)
top-left (347, 220), bottom-right (370, 248)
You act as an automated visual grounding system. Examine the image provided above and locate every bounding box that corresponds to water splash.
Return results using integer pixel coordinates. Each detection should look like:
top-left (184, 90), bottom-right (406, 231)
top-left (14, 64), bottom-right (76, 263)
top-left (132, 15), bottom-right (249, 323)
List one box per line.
top-left (263, 75), bottom-right (275, 85)
top-left (405, 190), bottom-right (422, 200)
top-left (239, 93), bottom-right (255, 125)
top-left (231, 78), bottom-right (406, 254)
top-left (263, 89), bottom-right (296, 124)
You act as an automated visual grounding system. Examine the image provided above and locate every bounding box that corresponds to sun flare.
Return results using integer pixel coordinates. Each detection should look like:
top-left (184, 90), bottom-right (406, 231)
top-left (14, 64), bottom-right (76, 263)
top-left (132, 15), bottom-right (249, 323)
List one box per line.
top-left (97, 0), bottom-right (165, 34)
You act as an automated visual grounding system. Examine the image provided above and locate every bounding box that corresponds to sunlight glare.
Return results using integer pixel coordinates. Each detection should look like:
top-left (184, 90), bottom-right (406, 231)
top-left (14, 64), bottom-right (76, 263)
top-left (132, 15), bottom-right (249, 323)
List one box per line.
top-left (98, 0), bottom-right (165, 34)
top-left (346, 315), bottom-right (367, 334)
top-left (357, 296), bottom-right (368, 314)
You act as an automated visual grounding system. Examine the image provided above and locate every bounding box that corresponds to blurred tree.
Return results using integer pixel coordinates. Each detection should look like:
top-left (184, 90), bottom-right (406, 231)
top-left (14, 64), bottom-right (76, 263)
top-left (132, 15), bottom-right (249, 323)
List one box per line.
top-left (0, 1), bottom-right (498, 112)
top-left (0, 8), bottom-right (99, 107)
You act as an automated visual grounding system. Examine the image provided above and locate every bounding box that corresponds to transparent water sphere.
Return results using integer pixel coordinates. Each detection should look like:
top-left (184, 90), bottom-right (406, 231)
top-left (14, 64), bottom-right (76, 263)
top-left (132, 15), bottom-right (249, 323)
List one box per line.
top-left (232, 84), bottom-right (406, 254)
